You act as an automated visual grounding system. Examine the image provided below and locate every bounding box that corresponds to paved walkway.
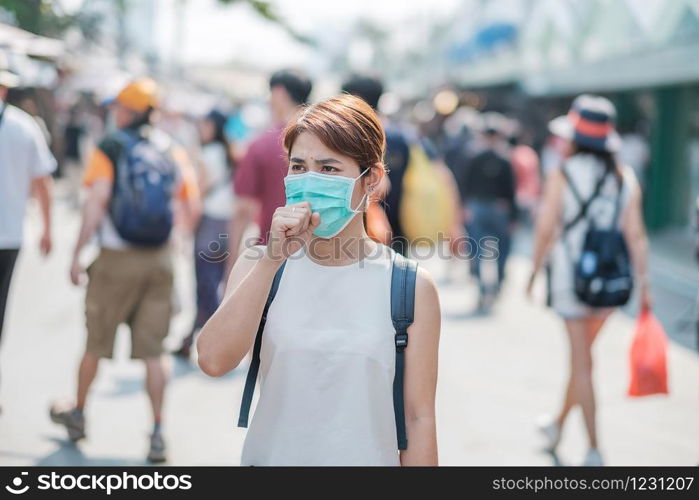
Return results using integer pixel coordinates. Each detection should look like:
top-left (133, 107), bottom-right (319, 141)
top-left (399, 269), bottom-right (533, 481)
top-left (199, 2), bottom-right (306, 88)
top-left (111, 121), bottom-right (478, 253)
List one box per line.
top-left (0, 202), bottom-right (697, 466)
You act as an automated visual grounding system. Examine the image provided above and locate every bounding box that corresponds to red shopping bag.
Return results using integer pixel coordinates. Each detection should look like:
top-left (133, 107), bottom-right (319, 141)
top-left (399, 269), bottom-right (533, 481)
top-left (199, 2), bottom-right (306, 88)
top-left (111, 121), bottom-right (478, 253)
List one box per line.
top-left (628, 310), bottom-right (669, 397)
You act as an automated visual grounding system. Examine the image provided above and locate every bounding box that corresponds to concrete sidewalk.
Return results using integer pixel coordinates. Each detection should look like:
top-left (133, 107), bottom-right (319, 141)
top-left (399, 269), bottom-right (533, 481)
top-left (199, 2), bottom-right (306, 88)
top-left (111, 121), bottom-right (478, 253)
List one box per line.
top-left (645, 228), bottom-right (698, 352)
top-left (0, 203), bottom-right (697, 466)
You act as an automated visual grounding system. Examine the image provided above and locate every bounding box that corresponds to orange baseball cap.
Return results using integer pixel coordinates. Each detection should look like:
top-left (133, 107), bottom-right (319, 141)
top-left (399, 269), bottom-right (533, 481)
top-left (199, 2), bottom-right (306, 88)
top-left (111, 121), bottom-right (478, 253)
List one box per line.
top-left (116, 78), bottom-right (159, 113)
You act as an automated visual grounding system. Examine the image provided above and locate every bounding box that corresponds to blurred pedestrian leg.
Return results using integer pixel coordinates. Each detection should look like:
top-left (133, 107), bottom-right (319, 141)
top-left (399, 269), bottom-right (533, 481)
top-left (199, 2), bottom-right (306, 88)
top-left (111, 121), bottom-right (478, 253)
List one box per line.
top-left (145, 355), bottom-right (168, 462)
top-left (0, 250), bottom-right (19, 408)
top-left (193, 217), bottom-right (228, 326)
top-left (467, 200), bottom-right (512, 308)
top-left (0, 250), bottom-right (19, 344)
top-left (175, 216), bottom-right (228, 358)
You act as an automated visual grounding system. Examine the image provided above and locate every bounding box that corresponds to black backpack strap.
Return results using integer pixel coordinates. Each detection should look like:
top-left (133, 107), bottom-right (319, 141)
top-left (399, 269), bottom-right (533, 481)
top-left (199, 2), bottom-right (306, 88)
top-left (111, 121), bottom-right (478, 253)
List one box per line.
top-left (237, 261), bottom-right (287, 428)
top-left (390, 252), bottom-right (418, 450)
top-left (111, 130), bottom-right (138, 190)
top-left (561, 166), bottom-right (610, 233)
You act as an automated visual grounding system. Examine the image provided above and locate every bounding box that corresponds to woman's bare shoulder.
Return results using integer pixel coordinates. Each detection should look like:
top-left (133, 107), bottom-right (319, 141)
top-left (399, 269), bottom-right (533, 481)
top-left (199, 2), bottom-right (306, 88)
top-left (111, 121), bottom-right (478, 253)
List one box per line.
top-left (414, 265), bottom-right (440, 328)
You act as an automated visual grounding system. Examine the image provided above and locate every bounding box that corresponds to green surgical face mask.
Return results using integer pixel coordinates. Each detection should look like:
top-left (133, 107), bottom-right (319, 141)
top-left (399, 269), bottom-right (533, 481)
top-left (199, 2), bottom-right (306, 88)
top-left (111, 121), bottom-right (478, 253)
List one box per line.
top-left (284, 169), bottom-right (369, 239)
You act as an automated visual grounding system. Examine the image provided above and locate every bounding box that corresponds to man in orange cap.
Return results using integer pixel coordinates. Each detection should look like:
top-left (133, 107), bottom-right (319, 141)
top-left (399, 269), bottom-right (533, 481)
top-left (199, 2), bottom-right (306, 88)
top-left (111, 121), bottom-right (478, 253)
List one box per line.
top-left (50, 78), bottom-right (200, 463)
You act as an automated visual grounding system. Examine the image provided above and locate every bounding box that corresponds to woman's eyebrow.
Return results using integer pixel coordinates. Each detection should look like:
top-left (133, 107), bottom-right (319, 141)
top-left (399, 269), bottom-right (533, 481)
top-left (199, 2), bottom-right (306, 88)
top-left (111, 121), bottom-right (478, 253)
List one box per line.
top-left (289, 156), bottom-right (341, 164)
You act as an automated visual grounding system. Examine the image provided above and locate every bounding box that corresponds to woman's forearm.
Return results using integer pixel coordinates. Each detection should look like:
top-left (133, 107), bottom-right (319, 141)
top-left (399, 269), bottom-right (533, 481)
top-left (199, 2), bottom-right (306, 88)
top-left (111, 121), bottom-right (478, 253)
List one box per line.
top-left (530, 170), bottom-right (564, 275)
top-left (629, 231), bottom-right (649, 285)
top-left (530, 220), bottom-right (554, 273)
top-left (400, 416), bottom-right (438, 466)
top-left (623, 183), bottom-right (650, 288)
top-left (73, 184), bottom-right (109, 259)
top-left (197, 256), bottom-right (281, 376)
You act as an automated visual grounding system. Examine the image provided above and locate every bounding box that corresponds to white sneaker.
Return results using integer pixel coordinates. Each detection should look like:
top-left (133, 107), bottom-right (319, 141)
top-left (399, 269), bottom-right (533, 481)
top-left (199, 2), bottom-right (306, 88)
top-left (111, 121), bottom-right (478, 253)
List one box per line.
top-left (536, 415), bottom-right (561, 452)
top-left (582, 448), bottom-right (604, 466)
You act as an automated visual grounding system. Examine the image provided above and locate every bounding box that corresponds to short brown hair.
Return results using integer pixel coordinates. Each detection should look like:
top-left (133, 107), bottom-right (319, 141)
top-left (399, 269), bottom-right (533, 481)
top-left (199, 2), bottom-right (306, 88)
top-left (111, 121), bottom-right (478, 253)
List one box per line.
top-left (283, 94), bottom-right (386, 174)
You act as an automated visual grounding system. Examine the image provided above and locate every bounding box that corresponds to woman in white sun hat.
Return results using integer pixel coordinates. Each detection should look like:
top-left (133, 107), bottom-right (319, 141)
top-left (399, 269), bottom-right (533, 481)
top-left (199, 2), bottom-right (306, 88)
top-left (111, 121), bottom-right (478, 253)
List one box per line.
top-left (527, 95), bottom-right (651, 466)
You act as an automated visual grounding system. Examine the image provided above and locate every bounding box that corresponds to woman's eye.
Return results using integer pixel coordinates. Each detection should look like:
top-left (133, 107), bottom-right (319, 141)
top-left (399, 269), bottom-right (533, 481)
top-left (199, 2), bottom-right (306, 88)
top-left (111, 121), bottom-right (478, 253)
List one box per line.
top-left (321, 165), bottom-right (338, 172)
top-left (291, 164), bottom-right (305, 172)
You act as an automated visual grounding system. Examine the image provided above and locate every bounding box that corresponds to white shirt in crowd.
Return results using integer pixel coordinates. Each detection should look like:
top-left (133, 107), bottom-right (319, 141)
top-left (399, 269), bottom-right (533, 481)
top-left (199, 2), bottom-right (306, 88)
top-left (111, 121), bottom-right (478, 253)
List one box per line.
top-left (200, 142), bottom-right (233, 220)
top-left (0, 102), bottom-right (56, 249)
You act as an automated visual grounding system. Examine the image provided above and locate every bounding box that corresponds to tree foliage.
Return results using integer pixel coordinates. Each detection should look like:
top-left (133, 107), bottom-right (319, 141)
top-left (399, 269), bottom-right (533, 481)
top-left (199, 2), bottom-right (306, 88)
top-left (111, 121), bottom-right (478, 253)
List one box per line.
top-left (216, 0), bottom-right (314, 45)
top-left (0, 0), bottom-right (312, 45)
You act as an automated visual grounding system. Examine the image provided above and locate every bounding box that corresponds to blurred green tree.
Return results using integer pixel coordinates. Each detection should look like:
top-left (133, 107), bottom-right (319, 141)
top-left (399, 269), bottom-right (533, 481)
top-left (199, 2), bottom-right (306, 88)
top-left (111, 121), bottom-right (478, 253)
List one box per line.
top-left (0, 0), bottom-right (101, 41)
top-left (0, 0), bottom-right (72, 36)
top-left (215, 0), bottom-right (313, 44)
top-left (0, 0), bottom-right (311, 44)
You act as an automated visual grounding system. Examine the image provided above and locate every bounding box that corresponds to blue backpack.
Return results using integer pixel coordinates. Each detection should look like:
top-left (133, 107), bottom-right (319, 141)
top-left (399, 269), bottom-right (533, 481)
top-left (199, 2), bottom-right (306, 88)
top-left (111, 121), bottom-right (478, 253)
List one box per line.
top-left (109, 130), bottom-right (177, 246)
top-left (237, 252), bottom-right (418, 451)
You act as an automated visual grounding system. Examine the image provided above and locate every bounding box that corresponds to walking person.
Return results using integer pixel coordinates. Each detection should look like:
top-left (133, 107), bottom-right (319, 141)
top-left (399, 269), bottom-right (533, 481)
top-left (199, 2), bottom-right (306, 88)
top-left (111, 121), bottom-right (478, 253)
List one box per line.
top-left (507, 120), bottom-right (541, 224)
top-left (62, 103), bottom-right (87, 210)
top-left (197, 95), bottom-right (440, 466)
top-left (526, 95), bottom-right (651, 466)
top-left (0, 66), bottom-right (55, 414)
top-left (341, 74), bottom-right (411, 254)
top-left (458, 112), bottom-right (517, 311)
top-left (228, 69), bottom-right (312, 264)
top-left (174, 110), bottom-right (234, 358)
top-left (49, 79), bottom-right (200, 462)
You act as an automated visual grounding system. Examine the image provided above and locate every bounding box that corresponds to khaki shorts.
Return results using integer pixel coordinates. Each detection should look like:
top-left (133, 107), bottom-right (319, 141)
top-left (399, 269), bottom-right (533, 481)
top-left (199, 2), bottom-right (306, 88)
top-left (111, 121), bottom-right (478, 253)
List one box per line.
top-left (85, 247), bottom-right (173, 359)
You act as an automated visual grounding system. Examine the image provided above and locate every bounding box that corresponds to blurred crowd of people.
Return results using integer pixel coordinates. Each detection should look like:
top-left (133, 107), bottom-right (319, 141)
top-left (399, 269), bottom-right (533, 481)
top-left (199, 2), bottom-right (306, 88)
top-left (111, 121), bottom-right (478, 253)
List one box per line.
top-left (0, 54), bottom-right (683, 466)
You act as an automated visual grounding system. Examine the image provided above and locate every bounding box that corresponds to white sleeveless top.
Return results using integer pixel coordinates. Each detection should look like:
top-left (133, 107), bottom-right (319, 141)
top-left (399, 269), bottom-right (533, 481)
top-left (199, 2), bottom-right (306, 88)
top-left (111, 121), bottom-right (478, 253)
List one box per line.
top-left (549, 154), bottom-right (634, 317)
top-left (240, 243), bottom-right (401, 466)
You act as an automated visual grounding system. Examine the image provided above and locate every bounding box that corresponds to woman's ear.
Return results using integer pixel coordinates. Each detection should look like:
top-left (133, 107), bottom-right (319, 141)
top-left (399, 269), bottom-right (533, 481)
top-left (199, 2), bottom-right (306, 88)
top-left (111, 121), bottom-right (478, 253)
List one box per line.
top-left (366, 165), bottom-right (386, 193)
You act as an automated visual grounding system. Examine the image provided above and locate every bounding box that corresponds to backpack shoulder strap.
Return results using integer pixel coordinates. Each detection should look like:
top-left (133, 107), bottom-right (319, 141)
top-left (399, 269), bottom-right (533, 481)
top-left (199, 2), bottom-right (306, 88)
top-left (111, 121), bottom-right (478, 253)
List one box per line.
top-left (560, 165), bottom-right (583, 205)
top-left (115, 128), bottom-right (139, 151)
top-left (237, 260), bottom-right (287, 428)
top-left (562, 166), bottom-right (609, 233)
top-left (390, 251), bottom-right (418, 450)
top-left (111, 129), bottom-right (139, 183)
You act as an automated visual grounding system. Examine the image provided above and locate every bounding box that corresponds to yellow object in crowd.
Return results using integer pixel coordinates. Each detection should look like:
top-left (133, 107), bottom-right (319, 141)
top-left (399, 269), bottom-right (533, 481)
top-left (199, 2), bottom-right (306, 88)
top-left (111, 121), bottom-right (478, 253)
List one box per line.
top-left (399, 145), bottom-right (455, 245)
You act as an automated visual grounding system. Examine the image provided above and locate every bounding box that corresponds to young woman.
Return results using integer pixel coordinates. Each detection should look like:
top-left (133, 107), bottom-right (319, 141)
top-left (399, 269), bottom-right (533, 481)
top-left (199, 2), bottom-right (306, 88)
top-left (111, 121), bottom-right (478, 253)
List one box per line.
top-left (197, 95), bottom-right (440, 466)
top-left (175, 110), bottom-right (233, 358)
top-left (527, 95), bottom-right (651, 466)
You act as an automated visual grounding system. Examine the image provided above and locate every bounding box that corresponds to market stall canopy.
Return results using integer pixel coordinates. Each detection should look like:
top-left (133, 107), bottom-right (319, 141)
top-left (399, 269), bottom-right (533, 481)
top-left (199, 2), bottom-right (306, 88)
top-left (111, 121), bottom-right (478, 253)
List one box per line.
top-left (445, 0), bottom-right (699, 95)
top-left (0, 23), bottom-right (65, 60)
top-left (448, 22), bottom-right (518, 63)
top-left (522, 42), bottom-right (699, 96)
